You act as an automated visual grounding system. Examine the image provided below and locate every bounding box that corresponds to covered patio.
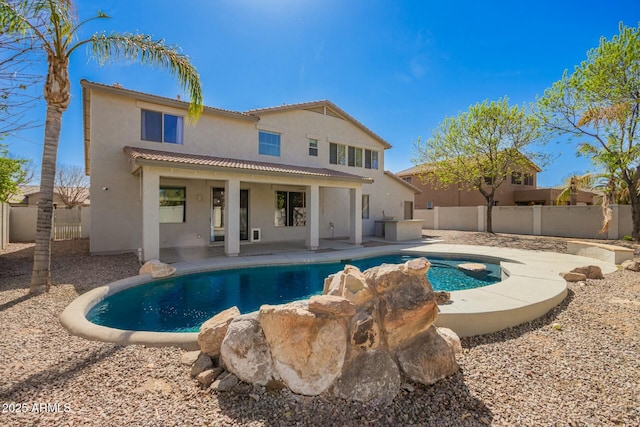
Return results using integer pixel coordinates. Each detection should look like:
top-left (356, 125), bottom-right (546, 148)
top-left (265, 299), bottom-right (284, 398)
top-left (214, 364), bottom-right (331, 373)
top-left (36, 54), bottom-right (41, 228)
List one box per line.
top-left (125, 147), bottom-right (373, 261)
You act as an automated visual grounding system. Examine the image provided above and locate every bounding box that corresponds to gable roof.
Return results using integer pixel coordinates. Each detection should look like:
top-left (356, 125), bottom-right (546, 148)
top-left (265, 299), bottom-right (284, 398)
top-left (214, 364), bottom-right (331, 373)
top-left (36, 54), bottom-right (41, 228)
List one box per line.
top-left (81, 80), bottom-right (259, 175)
top-left (81, 81), bottom-right (392, 176)
top-left (124, 146), bottom-right (374, 183)
top-left (384, 171), bottom-right (421, 194)
top-left (246, 100), bottom-right (392, 149)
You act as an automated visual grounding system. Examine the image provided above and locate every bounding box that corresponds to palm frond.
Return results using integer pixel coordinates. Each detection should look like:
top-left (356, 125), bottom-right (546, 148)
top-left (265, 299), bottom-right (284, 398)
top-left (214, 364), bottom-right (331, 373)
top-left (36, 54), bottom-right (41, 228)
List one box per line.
top-left (87, 32), bottom-right (203, 119)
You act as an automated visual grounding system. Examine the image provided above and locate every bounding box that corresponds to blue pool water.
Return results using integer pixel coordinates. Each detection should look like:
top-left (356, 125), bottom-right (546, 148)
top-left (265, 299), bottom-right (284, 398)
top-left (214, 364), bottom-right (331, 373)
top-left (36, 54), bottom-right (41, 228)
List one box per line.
top-left (87, 253), bottom-right (501, 333)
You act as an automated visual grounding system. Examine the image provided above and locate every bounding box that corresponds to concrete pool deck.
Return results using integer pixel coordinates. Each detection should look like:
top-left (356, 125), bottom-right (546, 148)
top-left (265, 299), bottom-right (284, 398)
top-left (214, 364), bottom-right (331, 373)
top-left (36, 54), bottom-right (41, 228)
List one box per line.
top-left (59, 242), bottom-right (618, 348)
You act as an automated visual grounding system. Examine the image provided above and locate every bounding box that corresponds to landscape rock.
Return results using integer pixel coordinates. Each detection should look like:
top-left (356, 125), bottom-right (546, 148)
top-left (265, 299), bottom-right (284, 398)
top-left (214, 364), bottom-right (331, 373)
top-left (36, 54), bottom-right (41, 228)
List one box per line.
top-left (323, 265), bottom-right (373, 305)
top-left (189, 257), bottom-right (460, 403)
top-left (190, 353), bottom-right (213, 378)
top-left (561, 271), bottom-right (588, 282)
top-left (570, 265), bottom-right (604, 280)
top-left (309, 295), bottom-right (356, 316)
top-left (349, 301), bottom-right (381, 352)
top-left (180, 350), bottom-right (201, 366)
top-left (371, 259), bottom-right (437, 349)
top-left (396, 325), bottom-right (459, 385)
top-left (332, 350), bottom-right (401, 405)
top-left (621, 259), bottom-right (640, 271)
top-left (258, 301), bottom-right (347, 396)
top-left (435, 291), bottom-right (451, 305)
top-left (198, 306), bottom-right (241, 357)
top-left (437, 327), bottom-right (463, 354)
top-left (196, 368), bottom-right (223, 388)
top-left (220, 312), bottom-right (277, 386)
top-left (211, 372), bottom-right (239, 391)
top-left (138, 259), bottom-right (176, 278)
top-left (457, 262), bottom-right (487, 273)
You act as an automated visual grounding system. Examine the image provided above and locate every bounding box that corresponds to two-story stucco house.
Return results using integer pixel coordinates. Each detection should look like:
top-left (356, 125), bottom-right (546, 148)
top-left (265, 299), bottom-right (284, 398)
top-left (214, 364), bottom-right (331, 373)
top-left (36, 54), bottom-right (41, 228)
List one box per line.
top-left (81, 80), bottom-right (418, 260)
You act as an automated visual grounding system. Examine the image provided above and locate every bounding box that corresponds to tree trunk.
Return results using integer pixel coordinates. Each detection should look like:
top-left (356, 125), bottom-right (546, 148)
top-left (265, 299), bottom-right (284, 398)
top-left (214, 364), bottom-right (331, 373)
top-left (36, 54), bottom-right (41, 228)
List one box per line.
top-left (486, 199), bottom-right (494, 234)
top-left (630, 188), bottom-right (640, 241)
top-left (29, 105), bottom-right (64, 294)
top-left (29, 53), bottom-right (70, 294)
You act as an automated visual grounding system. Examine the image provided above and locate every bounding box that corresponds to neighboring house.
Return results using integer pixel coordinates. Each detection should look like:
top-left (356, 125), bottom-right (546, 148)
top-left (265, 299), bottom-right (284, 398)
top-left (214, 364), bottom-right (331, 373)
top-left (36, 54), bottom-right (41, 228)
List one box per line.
top-left (9, 185), bottom-right (90, 208)
top-left (397, 162), bottom-right (595, 208)
top-left (81, 80), bottom-right (419, 260)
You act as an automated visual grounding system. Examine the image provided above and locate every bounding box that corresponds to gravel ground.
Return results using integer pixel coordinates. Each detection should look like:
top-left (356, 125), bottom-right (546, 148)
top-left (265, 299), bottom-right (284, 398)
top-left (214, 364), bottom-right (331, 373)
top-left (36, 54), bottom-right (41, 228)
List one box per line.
top-left (0, 232), bottom-right (639, 426)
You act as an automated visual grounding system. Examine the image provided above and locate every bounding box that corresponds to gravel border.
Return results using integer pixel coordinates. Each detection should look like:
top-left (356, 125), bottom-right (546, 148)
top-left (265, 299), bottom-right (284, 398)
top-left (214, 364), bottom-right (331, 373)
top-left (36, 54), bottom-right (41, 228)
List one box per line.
top-left (1, 233), bottom-right (639, 426)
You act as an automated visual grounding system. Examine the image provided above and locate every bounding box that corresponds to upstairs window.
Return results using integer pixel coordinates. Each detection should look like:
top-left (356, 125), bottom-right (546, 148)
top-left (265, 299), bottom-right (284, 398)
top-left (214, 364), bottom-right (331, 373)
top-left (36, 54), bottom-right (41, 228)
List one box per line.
top-left (403, 176), bottom-right (412, 184)
top-left (259, 131), bottom-right (281, 156)
top-left (308, 139), bottom-right (318, 156)
top-left (141, 110), bottom-right (183, 144)
top-left (365, 150), bottom-right (373, 169)
top-left (511, 172), bottom-right (522, 185)
top-left (329, 143), bottom-right (346, 165)
top-left (524, 173), bottom-right (534, 186)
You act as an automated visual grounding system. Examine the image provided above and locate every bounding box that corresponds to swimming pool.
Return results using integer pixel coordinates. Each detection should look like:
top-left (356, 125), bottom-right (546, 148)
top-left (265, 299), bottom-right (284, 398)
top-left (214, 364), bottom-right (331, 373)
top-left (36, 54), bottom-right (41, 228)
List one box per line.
top-left (87, 253), bottom-right (500, 333)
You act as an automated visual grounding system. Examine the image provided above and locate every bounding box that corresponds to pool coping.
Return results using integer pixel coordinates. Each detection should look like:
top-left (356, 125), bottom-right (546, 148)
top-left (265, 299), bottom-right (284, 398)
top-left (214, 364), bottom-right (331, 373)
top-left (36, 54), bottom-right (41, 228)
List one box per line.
top-left (59, 243), bottom-right (618, 348)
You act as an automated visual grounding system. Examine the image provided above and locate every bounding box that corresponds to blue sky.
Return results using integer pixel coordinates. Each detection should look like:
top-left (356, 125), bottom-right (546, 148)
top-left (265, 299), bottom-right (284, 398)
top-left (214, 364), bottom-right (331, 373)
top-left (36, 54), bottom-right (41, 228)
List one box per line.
top-left (5, 0), bottom-right (640, 187)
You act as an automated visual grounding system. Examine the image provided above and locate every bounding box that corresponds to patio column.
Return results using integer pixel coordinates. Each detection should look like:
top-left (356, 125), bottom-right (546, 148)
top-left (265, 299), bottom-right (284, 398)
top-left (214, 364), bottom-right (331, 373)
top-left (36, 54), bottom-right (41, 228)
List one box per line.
top-left (141, 167), bottom-right (160, 261)
top-left (349, 186), bottom-right (362, 245)
top-left (305, 184), bottom-right (320, 250)
top-left (225, 178), bottom-right (240, 257)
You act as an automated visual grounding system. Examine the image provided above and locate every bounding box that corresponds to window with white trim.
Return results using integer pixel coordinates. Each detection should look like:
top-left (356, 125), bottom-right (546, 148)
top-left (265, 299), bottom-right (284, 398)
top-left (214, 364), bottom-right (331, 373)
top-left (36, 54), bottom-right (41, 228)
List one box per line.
top-left (259, 131), bottom-right (281, 156)
top-left (142, 109), bottom-right (183, 144)
top-left (308, 139), bottom-right (318, 156)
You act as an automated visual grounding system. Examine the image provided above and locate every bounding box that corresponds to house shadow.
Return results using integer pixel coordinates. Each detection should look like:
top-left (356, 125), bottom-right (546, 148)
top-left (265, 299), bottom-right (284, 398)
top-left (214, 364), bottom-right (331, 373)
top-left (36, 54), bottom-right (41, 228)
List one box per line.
top-left (215, 369), bottom-right (492, 426)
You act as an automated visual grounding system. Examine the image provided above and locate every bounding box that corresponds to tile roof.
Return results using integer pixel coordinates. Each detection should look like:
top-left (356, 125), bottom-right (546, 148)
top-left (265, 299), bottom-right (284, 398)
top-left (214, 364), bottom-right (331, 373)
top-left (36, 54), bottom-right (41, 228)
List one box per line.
top-left (124, 146), bottom-right (374, 183)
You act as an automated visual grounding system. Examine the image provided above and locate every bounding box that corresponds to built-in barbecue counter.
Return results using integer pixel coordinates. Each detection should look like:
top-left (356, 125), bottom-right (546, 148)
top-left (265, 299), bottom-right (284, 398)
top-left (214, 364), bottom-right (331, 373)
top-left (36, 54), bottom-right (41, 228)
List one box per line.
top-left (373, 219), bottom-right (423, 241)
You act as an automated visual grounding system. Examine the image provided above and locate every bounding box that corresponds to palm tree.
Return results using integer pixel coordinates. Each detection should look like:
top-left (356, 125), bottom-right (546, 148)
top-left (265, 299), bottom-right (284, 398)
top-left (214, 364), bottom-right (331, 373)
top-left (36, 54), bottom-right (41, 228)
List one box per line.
top-left (1, 1), bottom-right (203, 294)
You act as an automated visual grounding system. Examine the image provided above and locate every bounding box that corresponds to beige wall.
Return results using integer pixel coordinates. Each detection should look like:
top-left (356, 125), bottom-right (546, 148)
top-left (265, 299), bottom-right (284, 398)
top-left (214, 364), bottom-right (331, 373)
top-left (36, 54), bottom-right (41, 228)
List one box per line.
top-left (437, 207), bottom-right (478, 231)
top-left (0, 203), bottom-right (8, 249)
top-left (540, 205), bottom-right (605, 238)
top-left (416, 204), bottom-right (632, 239)
top-left (400, 169), bottom-right (538, 209)
top-left (8, 206), bottom-right (91, 242)
top-left (9, 206), bottom-right (38, 242)
top-left (493, 206), bottom-right (534, 235)
top-left (87, 87), bottom-right (413, 254)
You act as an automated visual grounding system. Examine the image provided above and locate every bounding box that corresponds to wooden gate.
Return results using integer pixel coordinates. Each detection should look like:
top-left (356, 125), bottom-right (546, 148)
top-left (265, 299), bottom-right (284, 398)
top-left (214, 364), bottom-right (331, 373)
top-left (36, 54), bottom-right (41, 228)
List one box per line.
top-left (53, 208), bottom-right (82, 240)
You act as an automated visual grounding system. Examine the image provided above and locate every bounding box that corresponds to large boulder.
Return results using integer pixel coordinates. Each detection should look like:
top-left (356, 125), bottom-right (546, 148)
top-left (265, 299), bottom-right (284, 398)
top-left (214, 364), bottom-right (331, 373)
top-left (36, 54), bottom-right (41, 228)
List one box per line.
top-left (220, 312), bottom-right (277, 386)
top-left (198, 306), bottom-right (241, 357)
top-left (258, 301), bottom-right (347, 396)
top-left (366, 258), bottom-right (438, 349)
top-left (396, 326), bottom-right (459, 385)
top-left (309, 295), bottom-right (356, 316)
top-left (324, 265), bottom-right (374, 305)
top-left (332, 350), bottom-right (401, 405)
top-left (349, 301), bottom-right (381, 352)
top-left (622, 259), bottom-right (640, 271)
top-left (570, 265), bottom-right (604, 280)
top-left (139, 259), bottom-right (176, 278)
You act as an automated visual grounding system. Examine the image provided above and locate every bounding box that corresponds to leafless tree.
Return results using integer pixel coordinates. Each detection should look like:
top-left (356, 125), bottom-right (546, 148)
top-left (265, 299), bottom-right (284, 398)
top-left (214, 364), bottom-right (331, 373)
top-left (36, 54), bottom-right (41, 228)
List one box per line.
top-left (54, 164), bottom-right (89, 208)
top-left (0, 33), bottom-right (42, 136)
